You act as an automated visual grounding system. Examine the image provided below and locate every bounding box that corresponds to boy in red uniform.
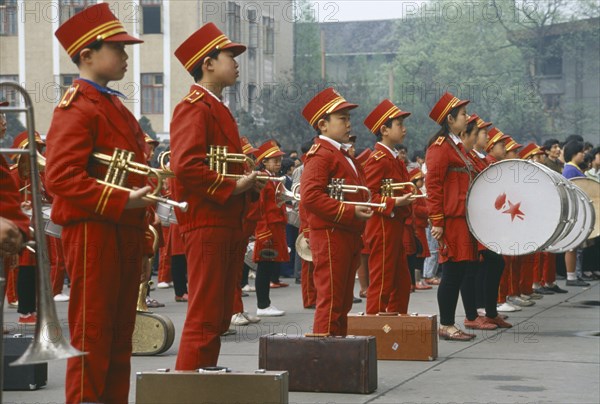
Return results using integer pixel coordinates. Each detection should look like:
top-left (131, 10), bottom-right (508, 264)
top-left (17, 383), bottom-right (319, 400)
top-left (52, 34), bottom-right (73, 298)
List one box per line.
top-left (170, 23), bottom-right (262, 369)
top-left (45, 4), bottom-right (153, 402)
top-left (301, 87), bottom-right (373, 336)
top-left (362, 99), bottom-right (414, 314)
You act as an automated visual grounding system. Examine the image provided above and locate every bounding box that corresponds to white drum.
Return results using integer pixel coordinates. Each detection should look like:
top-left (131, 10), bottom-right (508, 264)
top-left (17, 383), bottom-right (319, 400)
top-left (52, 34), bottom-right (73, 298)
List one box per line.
top-left (467, 159), bottom-right (570, 255)
top-left (571, 177), bottom-right (600, 239)
top-left (546, 186), bottom-right (595, 253)
top-left (42, 206), bottom-right (63, 238)
top-left (156, 202), bottom-right (178, 226)
top-left (244, 241), bottom-right (257, 271)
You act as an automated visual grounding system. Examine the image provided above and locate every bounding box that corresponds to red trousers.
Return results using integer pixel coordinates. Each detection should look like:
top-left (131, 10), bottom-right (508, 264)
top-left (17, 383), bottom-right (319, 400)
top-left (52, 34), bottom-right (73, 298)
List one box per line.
top-left (176, 227), bottom-right (243, 370)
top-left (158, 226), bottom-right (172, 284)
top-left (499, 255), bottom-right (523, 302)
top-left (3, 261), bottom-right (18, 304)
top-left (532, 252), bottom-right (556, 286)
top-left (367, 218), bottom-right (411, 314)
top-left (311, 228), bottom-right (361, 336)
top-left (62, 222), bottom-right (143, 404)
top-left (49, 236), bottom-right (66, 296)
top-left (519, 253), bottom-right (536, 295)
top-left (301, 258), bottom-right (316, 308)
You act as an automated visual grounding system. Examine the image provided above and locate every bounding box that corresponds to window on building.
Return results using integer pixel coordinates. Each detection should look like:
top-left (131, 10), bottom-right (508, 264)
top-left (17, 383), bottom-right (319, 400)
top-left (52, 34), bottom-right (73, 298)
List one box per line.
top-left (141, 73), bottom-right (164, 114)
top-left (141, 0), bottom-right (162, 34)
top-left (247, 9), bottom-right (258, 49)
top-left (0, 75), bottom-right (19, 105)
top-left (543, 94), bottom-right (561, 112)
top-left (59, 0), bottom-right (94, 25)
top-left (263, 17), bottom-right (274, 55)
top-left (226, 2), bottom-right (241, 42)
top-left (59, 74), bottom-right (79, 98)
top-left (0, 0), bottom-right (17, 36)
top-left (537, 36), bottom-right (563, 77)
top-left (247, 83), bottom-right (258, 113)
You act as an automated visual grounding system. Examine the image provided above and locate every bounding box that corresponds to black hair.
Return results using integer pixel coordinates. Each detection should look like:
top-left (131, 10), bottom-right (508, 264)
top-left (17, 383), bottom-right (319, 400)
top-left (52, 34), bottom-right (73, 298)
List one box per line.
top-left (280, 157), bottom-right (295, 174)
top-left (563, 134), bottom-right (584, 146)
top-left (300, 140), bottom-right (313, 155)
top-left (563, 140), bottom-right (584, 163)
top-left (191, 49), bottom-right (222, 82)
top-left (411, 150), bottom-right (424, 162)
top-left (465, 120), bottom-right (478, 138)
top-left (590, 146), bottom-right (600, 157)
top-left (427, 106), bottom-right (462, 147)
top-left (397, 144), bottom-right (407, 152)
top-left (583, 141), bottom-right (593, 151)
top-left (543, 138), bottom-right (560, 150)
top-left (375, 117), bottom-right (395, 141)
top-left (72, 40), bottom-right (104, 65)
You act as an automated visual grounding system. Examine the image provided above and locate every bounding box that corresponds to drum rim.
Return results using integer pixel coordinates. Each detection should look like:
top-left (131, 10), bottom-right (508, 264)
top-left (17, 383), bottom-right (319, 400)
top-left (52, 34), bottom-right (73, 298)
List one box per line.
top-left (466, 159), bottom-right (569, 255)
top-left (546, 187), bottom-right (595, 253)
top-left (571, 177), bottom-right (600, 239)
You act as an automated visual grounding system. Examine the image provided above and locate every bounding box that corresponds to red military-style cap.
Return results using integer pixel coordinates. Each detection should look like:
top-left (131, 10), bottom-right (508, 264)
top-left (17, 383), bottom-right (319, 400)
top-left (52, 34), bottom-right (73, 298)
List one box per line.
top-left (0, 100), bottom-right (8, 107)
top-left (485, 127), bottom-right (510, 152)
top-left (467, 113), bottom-right (492, 129)
top-left (241, 136), bottom-right (259, 155)
top-left (55, 3), bottom-right (143, 59)
top-left (429, 92), bottom-right (469, 125)
top-left (10, 130), bottom-right (44, 161)
top-left (302, 87), bottom-right (358, 129)
top-left (505, 137), bottom-right (523, 152)
top-left (355, 148), bottom-right (372, 166)
top-left (256, 140), bottom-right (285, 164)
top-left (408, 167), bottom-right (424, 182)
top-left (518, 142), bottom-right (544, 159)
top-left (144, 133), bottom-right (159, 147)
top-left (364, 99), bottom-right (411, 135)
top-left (175, 22), bottom-right (246, 74)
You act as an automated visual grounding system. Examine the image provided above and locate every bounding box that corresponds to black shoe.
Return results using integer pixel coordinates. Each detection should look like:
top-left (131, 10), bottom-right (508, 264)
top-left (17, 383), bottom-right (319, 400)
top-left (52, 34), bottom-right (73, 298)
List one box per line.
top-left (295, 278), bottom-right (301, 284)
top-left (580, 274), bottom-right (594, 282)
top-left (353, 296), bottom-right (362, 303)
top-left (241, 292), bottom-right (249, 297)
top-left (565, 278), bottom-right (590, 287)
top-left (555, 274), bottom-right (566, 280)
top-left (534, 287), bottom-right (554, 295)
top-left (546, 284), bottom-right (568, 293)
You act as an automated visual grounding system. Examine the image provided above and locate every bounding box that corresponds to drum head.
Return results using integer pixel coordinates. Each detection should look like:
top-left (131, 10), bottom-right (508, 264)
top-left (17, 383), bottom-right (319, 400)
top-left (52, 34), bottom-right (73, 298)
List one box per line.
top-left (467, 160), bottom-right (568, 255)
top-left (571, 177), bottom-right (600, 239)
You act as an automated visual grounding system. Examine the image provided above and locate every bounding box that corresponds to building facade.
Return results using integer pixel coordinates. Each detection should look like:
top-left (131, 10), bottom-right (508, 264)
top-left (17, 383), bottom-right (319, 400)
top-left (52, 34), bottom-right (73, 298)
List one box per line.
top-left (0, 0), bottom-right (294, 140)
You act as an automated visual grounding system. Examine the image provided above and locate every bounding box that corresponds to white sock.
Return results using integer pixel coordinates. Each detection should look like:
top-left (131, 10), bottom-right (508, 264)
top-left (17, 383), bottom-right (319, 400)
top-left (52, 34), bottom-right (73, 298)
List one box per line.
top-left (567, 272), bottom-right (577, 281)
top-left (532, 282), bottom-right (541, 289)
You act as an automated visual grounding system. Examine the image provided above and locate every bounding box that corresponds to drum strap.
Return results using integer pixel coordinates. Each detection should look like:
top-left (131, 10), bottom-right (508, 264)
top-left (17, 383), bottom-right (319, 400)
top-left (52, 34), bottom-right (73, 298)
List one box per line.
top-left (446, 139), bottom-right (475, 182)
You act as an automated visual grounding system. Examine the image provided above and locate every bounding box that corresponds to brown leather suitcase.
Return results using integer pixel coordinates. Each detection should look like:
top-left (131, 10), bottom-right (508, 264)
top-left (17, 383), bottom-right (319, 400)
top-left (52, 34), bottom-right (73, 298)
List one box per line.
top-left (347, 312), bottom-right (438, 361)
top-left (258, 334), bottom-right (377, 394)
top-left (135, 368), bottom-right (288, 403)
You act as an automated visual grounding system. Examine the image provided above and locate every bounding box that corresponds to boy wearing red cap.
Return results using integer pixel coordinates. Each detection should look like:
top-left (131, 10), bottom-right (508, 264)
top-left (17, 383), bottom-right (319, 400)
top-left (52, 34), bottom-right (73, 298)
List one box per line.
top-left (362, 100), bottom-right (414, 314)
top-left (300, 87), bottom-right (372, 336)
top-left (45, 4), bottom-right (153, 402)
top-left (170, 23), bottom-right (262, 369)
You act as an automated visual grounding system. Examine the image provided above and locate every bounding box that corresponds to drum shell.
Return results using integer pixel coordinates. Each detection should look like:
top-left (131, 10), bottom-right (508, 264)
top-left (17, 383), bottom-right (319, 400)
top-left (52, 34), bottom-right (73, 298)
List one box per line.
top-left (571, 177), bottom-right (600, 239)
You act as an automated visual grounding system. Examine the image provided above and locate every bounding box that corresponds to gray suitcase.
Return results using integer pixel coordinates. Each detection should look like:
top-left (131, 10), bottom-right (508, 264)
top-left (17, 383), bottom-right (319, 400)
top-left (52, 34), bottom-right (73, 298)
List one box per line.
top-left (135, 367), bottom-right (288, 404)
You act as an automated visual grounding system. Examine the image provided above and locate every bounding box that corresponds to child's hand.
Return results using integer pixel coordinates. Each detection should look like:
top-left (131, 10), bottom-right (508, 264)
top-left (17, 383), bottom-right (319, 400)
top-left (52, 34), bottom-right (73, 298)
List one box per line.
top-left (232, 172), bottom-right (258, 195)
top-left (125, 186), bottom-right (154, 209)
top-left (354, 205), bottom-right (373, 220)
top-left (394, 193), bottom-right (415, 207)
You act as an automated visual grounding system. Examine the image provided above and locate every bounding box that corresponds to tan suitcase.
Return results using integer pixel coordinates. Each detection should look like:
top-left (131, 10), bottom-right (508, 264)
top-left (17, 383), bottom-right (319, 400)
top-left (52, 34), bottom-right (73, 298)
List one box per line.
top-left (135, 368), bottom-right (288, 403)
top-left (347, 312), bottom-right (438, 361)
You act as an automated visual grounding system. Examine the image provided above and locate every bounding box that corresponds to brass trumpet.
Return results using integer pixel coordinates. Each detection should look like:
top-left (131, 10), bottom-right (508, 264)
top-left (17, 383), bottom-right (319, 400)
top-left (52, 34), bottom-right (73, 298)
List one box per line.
top-left (157, 150), bottom-right (171, 172)
top-left (275, 182), bottom-right (301, 207)
top-left (328, 178), bottom-right (386, 209)
top-left (207, 145), bottom-right (285, 182)
top-left (380, 179), bottom-right (426, 198)
top-left (92, 149), bottom-right (188, 212)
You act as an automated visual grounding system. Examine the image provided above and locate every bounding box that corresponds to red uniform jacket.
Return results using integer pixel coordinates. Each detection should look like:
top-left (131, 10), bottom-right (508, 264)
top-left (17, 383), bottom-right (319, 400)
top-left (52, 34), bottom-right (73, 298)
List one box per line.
top-left (170, 85), bottom-right (246, 232)
top-left (363, 143), bottom-right (412, 249)
top-left (253, 171), bottom-right (289, 263)
top-left (45, 79), bottom-right (147, 229)
top-left (485, 154), bottom-right (499, 166)
top-left (301, 138), bottom-right (368, 234)
top-left (425, 136), bottom-right (474, 227)
top-left (468, 150), bottom-right (489, 173)
top-left (0, 156), bottom-right (29, 239)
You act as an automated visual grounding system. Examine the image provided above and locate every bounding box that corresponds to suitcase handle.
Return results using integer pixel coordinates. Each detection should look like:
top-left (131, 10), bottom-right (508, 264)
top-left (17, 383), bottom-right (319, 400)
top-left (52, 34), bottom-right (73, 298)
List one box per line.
top-left (376, 312), bottom-right (399, 316)
top-left (197, 366), bottom-right (231, 373)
